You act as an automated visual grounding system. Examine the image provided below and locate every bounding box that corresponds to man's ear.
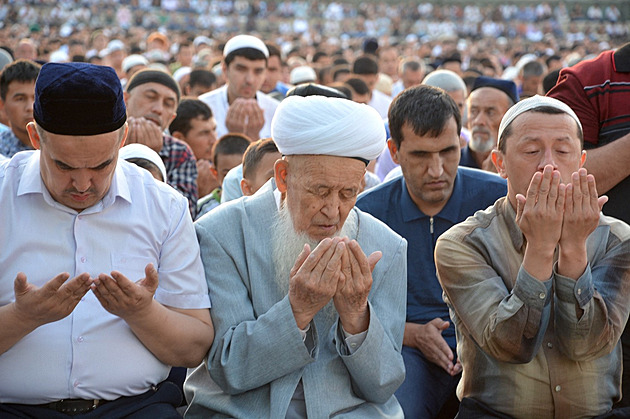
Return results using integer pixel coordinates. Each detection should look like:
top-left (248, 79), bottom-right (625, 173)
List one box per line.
top-left (123, 90), bottom-right (129, 105)
top-left (387, 138), bottom-right (400, 165)
top-left (26, 122), bottom-right (41, 150)
top-left (171, 130), bottom-right (184, 141)
top-left (274, 158), bottom-right (289, 193)
top-left (240, 178), bottom-right (252, 196)
top-left (120, 123), bottom-right (129, 148)
top-left (580, 150), bottom-right (586, 168)
top-left (491, 150), bottom-right (507, 179)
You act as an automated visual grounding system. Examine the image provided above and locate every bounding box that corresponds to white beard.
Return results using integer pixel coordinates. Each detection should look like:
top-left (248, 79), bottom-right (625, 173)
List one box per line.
top-left (271, 204), bottom-right (359, 323)
top-left (469, 132), bottom-right (496, 153)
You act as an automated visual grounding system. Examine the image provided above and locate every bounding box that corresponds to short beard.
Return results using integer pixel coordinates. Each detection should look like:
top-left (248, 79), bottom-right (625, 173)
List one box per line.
top-left (469, 131), bottom-right (496, 154)
top-left (271, 203), bottom-right (358, 324)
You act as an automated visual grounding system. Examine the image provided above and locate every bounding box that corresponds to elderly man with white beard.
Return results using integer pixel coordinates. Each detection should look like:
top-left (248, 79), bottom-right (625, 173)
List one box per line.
top-left (184, 95), bottom-right (407, 418)
top-left (460, 76), bottom-right (518, 173)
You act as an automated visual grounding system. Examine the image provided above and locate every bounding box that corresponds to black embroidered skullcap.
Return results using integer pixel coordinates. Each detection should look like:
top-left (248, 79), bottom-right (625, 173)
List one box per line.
top-left (471, 76), bottom-right (519, 105)
top-left (126, 68), bottom-right (181, 101)
top-left (34, 62), bottom-right (126, 135)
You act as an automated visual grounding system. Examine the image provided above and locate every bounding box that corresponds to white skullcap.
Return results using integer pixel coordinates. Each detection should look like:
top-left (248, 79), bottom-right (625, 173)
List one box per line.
top-left (271, 95), bottom-right (386, 162)
top-left (290, 65), bottom-right (317, 85)
top-left (119, 144), bottom-right (168, 182)
top-left (498, 95), bottom-right (582, 150)
top-left (223, 35), bottom-right (269, 58)
top-left (122, 54), bottom-right (149, 73)
top-left (172, 66), bottom-right (192, 82)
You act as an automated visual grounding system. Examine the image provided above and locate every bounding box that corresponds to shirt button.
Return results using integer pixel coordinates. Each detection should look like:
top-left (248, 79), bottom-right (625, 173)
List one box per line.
top-left (577, 288), bottom-right (582, 295)
top-left (555, 385), bottom-right (561, 392)
top-left (73, 380), bottom-right (79, 388)
top-left (81, 257), bottom-right (86, 263)
top-left (547, 342), bottom-right (553, 348)
top-left (77, 336), bottom-right (84, 343)
top-left (350, 343), bottom-right (357, 348)
top-left (539, 293), bottom-right (546, 299)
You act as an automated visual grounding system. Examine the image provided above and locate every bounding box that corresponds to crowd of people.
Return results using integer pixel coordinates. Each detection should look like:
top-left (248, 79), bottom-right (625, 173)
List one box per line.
top-left (1, 1), bottom-right (630, 418)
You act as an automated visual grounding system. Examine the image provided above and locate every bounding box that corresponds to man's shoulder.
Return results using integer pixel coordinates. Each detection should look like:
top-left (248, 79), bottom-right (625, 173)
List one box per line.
top-left (355, 206), bottom-right (406, 247)
top-left (356, 176), bottom-right (403, 212)
top-left (198, 86), bottom-right (225, 103)
top-left (440, 196), bottom-right (506, 242)
top-left (161, 135), bottom-right (195, 160)
top-left (457, 166), bottom-right (507, 188)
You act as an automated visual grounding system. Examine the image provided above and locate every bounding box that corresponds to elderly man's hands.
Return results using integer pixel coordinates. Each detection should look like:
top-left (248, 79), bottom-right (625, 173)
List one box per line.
top-left (225, 98), bottom-right (264, 140)
top-left (92, 263), bottom-right (158, 320)
top-left (12, 272), bottom-right (92, 328)
top-left (334, 239), bottom-right (380, 334)
top-left (289, 238), bottom-right (345, 329)
top-left (126, 116), bottom-right (164, 153)
top-left (288, 237), bottom-right (378, 335)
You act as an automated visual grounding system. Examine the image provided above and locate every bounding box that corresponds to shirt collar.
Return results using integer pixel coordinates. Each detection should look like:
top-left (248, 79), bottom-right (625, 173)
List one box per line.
top-left (400, 171), bottom-right (465, 223)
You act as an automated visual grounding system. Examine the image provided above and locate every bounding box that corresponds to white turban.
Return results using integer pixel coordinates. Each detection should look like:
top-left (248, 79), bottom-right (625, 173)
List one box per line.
top-left (498, 95), bottom-right (582, 149)
top-left (271, 95), bottom-right (386, 162)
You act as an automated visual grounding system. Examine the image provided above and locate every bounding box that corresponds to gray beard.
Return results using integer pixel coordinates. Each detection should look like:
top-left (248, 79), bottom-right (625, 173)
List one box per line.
top-left (271, 204), bottom-right (359, 324)
top-left (469, 134), bottom-right (496, 154)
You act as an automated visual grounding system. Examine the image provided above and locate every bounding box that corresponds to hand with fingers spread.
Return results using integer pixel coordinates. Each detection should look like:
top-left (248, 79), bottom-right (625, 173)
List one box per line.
top-left (404, 319), bottom-right (461, 376)
top-left (126, 116), bottom-right (164, 152)
top-left (288, 237), bottom-right (345, 329)
top-left (1, 272), bottom-right (93, 355)
top-left (92, 263), bottom-right (158, 320)
top-left (13, 272), bottom-right (93, 327)
top-left (333, 239), bottom-right (381, 334)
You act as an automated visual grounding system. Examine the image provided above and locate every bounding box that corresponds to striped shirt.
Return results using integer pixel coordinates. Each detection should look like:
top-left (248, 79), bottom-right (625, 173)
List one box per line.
top-left (436, 197), bottom-right (630, 418)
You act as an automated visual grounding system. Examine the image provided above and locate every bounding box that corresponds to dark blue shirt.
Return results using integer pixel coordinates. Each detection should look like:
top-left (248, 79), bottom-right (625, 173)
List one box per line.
top-left (459, 144), bottom-right (480, 169)
top-left (356, 167), bottom-right (507, 348)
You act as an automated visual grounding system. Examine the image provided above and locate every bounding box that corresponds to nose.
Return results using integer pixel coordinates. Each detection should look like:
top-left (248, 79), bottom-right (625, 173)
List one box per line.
top-left (320, 195), bottom-right (341, 221)
top-left (151, 100), bottom-right (164, 115)
top-left (72, 170), bottom-right (92, 193)
top-left (26, 95), bottom-right (35, 113)
top-left (427, 153), bottom-right (445, 178)
top-left (538, 148), bottom-right (557, 171)
top-left (472, 111), bottom-right (488, 128)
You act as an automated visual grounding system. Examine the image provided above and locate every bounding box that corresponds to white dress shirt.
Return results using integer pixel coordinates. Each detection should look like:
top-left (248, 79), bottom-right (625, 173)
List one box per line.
top-left (0, 151), bottom-right (210, 404)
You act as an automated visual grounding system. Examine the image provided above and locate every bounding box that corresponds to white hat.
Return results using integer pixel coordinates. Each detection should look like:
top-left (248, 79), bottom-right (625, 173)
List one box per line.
top-left (223, 35), bottom-right (268, 58)
top-left (173, 66), bottom-right (192, 83)
top-left (49, 50), bottom-right (69, 63)
top-left (193, 35), bottom-right (213, 48)
top-left (122, 54), bottom-right (149, 73)
top-left (107, 39), bottom-right (125, 52)
top-left (271, 95), bottom-right (385, 162)
top-left (119, 144), bottom-right (168, 182)
top-left (290, 65), bottom-right (317, 85)
top-left (497, 95), bottom-right (582, 149)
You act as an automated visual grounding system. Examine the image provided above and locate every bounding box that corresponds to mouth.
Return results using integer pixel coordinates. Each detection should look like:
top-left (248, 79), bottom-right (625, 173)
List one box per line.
top-left (70, 192), bottom-right (91, 202)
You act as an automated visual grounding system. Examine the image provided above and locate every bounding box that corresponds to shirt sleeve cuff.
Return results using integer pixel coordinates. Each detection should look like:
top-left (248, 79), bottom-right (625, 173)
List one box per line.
top-left (554, 262), bottom-right (593, 307)
top-left (341, 327), bottom-right (368, 354)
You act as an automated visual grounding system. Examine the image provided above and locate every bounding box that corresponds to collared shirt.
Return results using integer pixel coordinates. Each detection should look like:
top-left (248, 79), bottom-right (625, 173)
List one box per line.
top-left (0, 129), bottom-right (32, 158)
top-left (356, 167), bottom-right (506, 349)
top-left (159, 134), bottom-right (198, 218)
top-left (0, 151), bottom-right (210, 404)
top-left (198, 85), bottom-right (280, 139)
top-left (435, 196), bottom-right (630, 418)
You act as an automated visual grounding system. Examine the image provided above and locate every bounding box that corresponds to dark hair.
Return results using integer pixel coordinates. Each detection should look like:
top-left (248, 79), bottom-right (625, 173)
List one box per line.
top-left (542, 69), bottom-right (561, 94)
top-left (312, 51), bottom-right (328, 63)
top-left (344, 77), bottom-right (370, 96)
top-left (224, 47), bottom-right (267, 67)
top-left (125, 158), bottom-right (164, 181)
top-left (286, 83), bottom-right (348, 99)
top-left (331, 64), bottom-right (351, 81)
top-left (242, 138), bottom-right (279, 179)
top-left (388, 85), bottom-right (461, 148)
top-left (352, 55), bottom-right (378, 75)
top-left (520, 61), bottom-right (545, 78)
top-left (188, 69), bottom-right (216, 89)
top-left (212, 133), bottom-right (251, 167)
top-left (0, 59), bottom-right (41, 101)
top-left (498, 106), bottom-right (583, 153)
top-left (265, 43), bottom-right (282, 60)
top-left (169, 98), bottom-right (213, 136)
